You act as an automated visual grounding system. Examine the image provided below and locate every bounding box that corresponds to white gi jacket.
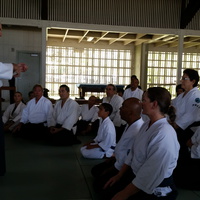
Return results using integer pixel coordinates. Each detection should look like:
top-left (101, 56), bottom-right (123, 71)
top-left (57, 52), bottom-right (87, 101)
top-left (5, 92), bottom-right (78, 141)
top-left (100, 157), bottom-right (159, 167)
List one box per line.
top-left (50, 98), bottom-right (80, 132)
top-left (0, 62), bottom-right (13, 87)
top-left (2, 102), bottom-right (26, 124)
top-left (102, 94), bottom-right (124, 127)
top-left (172, 87), bottom-right (200, 130)
top-left (20, 96), bottom-right (53, 127)
top-left (114, 118), bottom-right (144, 170)
top-left (80, 116), bottom-right (116, 159)
top-left (79, 104), bottom-right (99, 122)
top-left (125, 118), bottom-right (180, 194)
top-left (191, 126), bottom-right (200, 158)
top-left (123, 87), bottom-right (143, 100)
top-left (93, 117), bottom-right (116, 157)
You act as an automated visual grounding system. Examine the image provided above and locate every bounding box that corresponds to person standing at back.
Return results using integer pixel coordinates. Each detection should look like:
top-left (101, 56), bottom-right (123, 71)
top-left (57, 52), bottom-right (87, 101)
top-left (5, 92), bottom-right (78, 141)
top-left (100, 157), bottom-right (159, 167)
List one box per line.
top-left (123, 75), bottom-right (143, 100)
top-left (171, 69), bottom-right (200, 158)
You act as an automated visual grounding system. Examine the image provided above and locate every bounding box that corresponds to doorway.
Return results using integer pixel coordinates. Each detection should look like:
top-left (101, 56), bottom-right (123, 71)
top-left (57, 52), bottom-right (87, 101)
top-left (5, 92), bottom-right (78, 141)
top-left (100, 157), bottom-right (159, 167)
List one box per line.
top-left (16, 52), bottom-right (41, 102)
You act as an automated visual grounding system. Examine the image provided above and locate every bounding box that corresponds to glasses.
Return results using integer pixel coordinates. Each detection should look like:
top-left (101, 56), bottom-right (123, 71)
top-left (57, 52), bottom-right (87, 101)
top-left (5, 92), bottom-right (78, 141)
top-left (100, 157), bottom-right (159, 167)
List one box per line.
top-left (180, 77), bottom-right (190, 81)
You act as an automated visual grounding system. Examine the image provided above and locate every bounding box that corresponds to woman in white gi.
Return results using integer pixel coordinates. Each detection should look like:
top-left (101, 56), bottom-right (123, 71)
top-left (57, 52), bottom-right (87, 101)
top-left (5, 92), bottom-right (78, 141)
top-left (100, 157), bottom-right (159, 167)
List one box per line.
top-left (2, 91), bottom-right (26, 132)
top-left (80, 103), bottom-right (116, 159)
top-left (171, 69), bottom-right (200, 161)
top-left (49, 84), bottom-right (81, 145)
top-left (103, 87), bottom-right (180, 200)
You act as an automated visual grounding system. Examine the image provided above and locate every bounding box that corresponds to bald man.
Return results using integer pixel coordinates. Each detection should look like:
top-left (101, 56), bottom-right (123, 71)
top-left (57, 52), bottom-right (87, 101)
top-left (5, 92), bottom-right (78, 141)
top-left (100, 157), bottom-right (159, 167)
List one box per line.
top-left (91, 97), bottom-right (144, 192)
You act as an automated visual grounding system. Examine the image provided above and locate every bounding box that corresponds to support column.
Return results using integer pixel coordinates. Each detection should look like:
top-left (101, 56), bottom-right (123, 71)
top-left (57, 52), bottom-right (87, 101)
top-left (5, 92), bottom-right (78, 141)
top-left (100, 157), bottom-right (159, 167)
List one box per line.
top-left (41, 26), bottom-right (47, 87)
top-left (177, 30), bottom-right (184, 83)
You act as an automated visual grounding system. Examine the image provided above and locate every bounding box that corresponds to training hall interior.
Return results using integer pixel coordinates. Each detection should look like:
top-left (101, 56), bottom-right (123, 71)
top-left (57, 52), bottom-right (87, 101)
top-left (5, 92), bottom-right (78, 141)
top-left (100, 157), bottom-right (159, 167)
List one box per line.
top-left (0, 0), bottom-right (200, 199)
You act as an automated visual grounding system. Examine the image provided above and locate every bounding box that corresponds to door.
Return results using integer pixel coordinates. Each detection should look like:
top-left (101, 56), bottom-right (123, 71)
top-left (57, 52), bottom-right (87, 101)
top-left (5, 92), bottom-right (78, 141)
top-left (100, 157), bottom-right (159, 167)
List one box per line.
top-left (16, 52), bottom-right (41, 102)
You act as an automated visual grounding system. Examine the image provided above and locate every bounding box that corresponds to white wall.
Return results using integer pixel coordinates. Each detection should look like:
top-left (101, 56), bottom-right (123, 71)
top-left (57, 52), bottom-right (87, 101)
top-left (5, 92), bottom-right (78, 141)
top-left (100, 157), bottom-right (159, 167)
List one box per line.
top-left (0, 28), bottom-right (42, 106)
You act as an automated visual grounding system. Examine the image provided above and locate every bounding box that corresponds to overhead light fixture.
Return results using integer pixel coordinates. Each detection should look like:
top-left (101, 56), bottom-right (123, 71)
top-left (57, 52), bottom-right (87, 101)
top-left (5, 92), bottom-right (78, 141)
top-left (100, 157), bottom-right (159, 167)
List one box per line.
top-left (87, 37), bottom-right (94, 42)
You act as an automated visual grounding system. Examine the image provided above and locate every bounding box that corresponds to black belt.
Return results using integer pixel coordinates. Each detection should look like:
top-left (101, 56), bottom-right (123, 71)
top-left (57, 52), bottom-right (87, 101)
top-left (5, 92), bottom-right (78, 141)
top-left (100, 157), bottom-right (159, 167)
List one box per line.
top-left (101, 145), bottom-right (115, 152)
top-left (188, 121), bottom-right (200, 128)
top-left (29, 121), bottom-right (47, 125)
top-left (56, 123), bottom-right (77, 128)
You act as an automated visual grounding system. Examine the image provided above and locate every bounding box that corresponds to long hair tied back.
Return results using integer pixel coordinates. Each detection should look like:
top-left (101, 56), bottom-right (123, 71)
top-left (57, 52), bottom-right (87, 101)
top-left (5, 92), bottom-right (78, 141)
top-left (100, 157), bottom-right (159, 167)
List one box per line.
top-left (147, 87), bottom-right (176, 122)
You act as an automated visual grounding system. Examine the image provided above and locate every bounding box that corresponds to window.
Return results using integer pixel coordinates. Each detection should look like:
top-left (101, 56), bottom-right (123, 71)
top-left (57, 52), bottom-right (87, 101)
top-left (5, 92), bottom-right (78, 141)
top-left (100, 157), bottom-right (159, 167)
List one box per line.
top-left (147, 51), bottom-right (177, 97)
top-left (182, 53), bottom-right (200, 75)
top-left (46, 46), bottom-right (132, 99)
top-left (147, 51), bottom-right (200, 98)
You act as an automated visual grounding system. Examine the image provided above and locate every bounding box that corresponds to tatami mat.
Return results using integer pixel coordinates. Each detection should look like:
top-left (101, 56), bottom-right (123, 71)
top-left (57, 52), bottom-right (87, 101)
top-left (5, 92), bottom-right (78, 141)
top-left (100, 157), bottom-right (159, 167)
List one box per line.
top-left (0, 133), bottom-right (199, 200)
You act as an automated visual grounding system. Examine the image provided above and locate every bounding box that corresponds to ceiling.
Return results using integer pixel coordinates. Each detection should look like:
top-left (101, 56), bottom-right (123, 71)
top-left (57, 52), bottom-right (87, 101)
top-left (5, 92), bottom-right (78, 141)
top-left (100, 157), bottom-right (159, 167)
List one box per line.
top-left (47, 27), bottom-right (200, 49)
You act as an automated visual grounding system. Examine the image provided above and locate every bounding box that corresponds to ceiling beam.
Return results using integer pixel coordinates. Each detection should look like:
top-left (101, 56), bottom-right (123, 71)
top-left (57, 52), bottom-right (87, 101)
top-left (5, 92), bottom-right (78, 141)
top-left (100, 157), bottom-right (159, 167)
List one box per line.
top-left (79, 30), bottom-right (89, 43)
top-left (124, 40), bottom-right (134, 45)
top-left (109, 33), bottom-right (127, 45)
top-left (184, 42), bottom-right (200, 48)
top-left (148, 34), bottom-right (168, 43)
top-left (62, 29), bottom-right (69, 42)
top-left (136, 33), bottom-right (146, 39)
top-left (94, 32), bottom-right (109, 44)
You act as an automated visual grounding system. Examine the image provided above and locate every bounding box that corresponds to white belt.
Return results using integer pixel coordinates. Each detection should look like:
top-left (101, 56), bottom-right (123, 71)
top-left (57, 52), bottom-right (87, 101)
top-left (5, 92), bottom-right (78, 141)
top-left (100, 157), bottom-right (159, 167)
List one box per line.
top-left (153, 186), bottom-right (172, 197)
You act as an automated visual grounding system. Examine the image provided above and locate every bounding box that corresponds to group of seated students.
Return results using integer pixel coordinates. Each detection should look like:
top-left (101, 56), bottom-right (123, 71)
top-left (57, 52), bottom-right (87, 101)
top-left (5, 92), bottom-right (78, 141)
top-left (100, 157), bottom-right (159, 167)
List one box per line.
top-left (2, 69), bottom-right (200, 199)
top-left (80, 69), bottom-right (200, 199)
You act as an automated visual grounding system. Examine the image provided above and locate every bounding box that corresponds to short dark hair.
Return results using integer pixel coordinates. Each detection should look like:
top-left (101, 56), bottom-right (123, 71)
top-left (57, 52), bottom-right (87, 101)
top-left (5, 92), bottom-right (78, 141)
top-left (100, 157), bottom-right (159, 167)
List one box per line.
top-left (32, 84), bottom-right (43, 91)
top-left (131, 75), bottom-right (137, 79)
top-left (101, 103), bottom-right (113, 116)
top-left (183, 69), bottom-right (199, 87)
top-left (60, 84), bottom-right (70, 92)
top-left (107, 84), bottom-right (117, 92)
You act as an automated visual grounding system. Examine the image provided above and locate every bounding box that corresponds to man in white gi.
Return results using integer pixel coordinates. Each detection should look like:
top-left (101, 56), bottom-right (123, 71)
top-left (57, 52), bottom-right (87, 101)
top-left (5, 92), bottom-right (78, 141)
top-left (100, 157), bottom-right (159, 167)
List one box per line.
top-left (103, 84), bottom-right (125, 142)
top-left (123, 75), bottom-right (143, 100)
top-left (80, 103), bottom-right (116, 159)
top-left (76, 95), bottom-right (99, 135)
top-left (0, 23), bottom-right (28, 175)
top-left (91, 97), bottom-right (144, 192)
top-left (13, 84), bottom-right (53, 140)
top-left (49, 84), bottom-right (81, 145)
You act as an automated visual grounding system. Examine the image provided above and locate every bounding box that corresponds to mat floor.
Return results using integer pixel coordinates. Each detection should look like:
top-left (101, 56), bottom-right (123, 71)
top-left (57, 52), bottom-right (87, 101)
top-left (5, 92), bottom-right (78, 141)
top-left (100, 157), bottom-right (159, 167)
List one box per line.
top-left (0, 133), bottom-right (200, 200)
